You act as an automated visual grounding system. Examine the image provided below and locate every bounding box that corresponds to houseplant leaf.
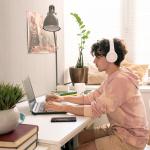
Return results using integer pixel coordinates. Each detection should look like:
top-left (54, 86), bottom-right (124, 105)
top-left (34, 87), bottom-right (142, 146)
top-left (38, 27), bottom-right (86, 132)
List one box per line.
top-left (70, 12), bottom-right (90, 68)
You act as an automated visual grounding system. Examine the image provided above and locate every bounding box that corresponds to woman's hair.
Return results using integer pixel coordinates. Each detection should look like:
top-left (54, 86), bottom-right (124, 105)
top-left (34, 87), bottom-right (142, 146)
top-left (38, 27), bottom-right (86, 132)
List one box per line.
top-left (91, 38), bottom-right (128, 66)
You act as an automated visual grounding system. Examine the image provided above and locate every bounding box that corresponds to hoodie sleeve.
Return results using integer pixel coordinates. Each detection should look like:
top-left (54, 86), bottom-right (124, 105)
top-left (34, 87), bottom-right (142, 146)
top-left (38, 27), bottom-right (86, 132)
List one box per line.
top-left (90, 75), bottom-right (138, 117)
top-left (83, 84), bottom-right (104, 105)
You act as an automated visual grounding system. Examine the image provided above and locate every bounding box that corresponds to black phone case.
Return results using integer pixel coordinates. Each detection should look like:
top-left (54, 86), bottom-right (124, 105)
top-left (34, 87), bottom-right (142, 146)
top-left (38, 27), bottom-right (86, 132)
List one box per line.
top-left (51, 117), bottom-right (76, 122)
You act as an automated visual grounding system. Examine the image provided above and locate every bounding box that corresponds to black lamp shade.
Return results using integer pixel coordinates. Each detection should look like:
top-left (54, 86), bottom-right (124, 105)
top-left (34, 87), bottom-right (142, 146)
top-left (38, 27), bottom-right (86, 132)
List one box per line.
top-left (43, 5), bottom-right (61, 32)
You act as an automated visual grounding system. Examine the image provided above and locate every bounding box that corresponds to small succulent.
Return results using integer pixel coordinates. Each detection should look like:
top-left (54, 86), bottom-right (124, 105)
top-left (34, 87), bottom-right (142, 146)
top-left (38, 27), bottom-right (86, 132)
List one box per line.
top-left (0, 83), bottom-right (24, 110)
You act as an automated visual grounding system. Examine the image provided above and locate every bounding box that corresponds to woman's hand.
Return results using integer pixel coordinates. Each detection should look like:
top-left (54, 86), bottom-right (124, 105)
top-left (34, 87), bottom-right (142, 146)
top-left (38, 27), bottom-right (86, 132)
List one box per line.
top-left (46, 94), bottom-right (64, 102)
top-left (44, 101), bottom-right (65, 112)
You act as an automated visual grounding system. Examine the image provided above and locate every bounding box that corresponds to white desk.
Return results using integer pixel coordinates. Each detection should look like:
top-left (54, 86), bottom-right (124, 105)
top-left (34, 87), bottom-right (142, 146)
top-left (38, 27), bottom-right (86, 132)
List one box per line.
top-left (86, 84), bottom-right (150, 91)
top-left (16, 97), bottom-right (92, 150)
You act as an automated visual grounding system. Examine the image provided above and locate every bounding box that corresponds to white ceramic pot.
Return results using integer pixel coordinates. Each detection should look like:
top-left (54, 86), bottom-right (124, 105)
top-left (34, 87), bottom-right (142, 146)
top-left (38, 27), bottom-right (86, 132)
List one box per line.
top-left (0, 107), bottom-right (19, 135)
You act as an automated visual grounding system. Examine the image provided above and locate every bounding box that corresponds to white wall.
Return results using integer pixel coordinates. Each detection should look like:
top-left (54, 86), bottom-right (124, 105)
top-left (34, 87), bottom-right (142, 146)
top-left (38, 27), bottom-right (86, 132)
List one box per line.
top-left (0, 0), bottom-right (64, 96)
top-left (121, 0), bottom-right (137, 63)
top-left (134, 0), bottom-right (150, 64)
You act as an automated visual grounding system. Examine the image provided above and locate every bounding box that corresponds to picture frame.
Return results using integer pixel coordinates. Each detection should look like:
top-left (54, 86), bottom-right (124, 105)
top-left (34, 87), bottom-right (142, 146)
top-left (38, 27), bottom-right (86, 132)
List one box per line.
top-left (27, 11), bottom-right (55, 53)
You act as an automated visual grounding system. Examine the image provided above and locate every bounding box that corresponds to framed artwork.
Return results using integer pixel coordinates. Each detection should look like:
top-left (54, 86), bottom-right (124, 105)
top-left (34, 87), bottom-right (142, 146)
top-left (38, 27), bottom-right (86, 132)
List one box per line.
top-left (27, 11), bottom-right (55, 53)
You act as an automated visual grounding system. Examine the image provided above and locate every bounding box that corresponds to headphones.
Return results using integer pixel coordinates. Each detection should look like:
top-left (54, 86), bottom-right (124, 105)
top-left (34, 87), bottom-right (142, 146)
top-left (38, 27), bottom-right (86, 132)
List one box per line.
top-left (106, 39), bottom-right (118, 63)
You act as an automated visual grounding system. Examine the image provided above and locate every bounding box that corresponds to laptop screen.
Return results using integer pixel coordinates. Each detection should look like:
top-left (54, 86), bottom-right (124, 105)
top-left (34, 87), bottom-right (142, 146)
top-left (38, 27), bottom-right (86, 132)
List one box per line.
top-left (22, 77), bottom-right (36, 111)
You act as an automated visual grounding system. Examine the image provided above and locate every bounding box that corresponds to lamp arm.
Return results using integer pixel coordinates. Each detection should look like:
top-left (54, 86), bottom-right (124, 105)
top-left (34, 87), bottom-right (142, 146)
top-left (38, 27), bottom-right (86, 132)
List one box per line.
top-left (53, 32), bottom-right (58, 87)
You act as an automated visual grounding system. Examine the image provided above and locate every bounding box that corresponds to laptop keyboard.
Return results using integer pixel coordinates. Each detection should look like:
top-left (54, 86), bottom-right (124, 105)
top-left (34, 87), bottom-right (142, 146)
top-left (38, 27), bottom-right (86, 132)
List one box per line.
top-left (33, 102), bottom-right (45, 113)
top-left (33, 101), bottom-right (61, 113)
top-left (38, 102), bottom-right (45, 112)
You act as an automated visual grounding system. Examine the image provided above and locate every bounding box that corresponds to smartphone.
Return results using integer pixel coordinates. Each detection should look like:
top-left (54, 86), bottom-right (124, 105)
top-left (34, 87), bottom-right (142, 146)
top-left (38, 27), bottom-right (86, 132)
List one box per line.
top-left (51, 116), bottom-right (76, 122)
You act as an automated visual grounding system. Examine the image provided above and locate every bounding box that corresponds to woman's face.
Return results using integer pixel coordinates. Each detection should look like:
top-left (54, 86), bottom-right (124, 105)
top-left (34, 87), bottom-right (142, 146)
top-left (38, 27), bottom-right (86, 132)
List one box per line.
top-left (93, 56), bottom-right (109, 72)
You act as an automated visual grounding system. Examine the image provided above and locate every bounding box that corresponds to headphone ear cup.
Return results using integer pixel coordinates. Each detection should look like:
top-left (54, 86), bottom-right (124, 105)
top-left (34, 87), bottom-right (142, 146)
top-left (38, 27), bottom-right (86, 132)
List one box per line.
top-left (106, 52), bottom-right (118, 63)
top-left (106, 40), bottom-right (118, 63)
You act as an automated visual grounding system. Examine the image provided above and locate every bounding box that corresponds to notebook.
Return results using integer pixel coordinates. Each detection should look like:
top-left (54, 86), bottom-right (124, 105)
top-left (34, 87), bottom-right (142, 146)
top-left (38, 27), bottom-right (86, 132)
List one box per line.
top-left (22, 77), bottom-right (66, 115)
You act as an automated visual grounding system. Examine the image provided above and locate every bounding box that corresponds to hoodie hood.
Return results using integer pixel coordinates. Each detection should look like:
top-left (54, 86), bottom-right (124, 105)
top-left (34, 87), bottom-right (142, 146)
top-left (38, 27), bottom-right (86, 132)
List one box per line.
top-left (120, 67), bottom-right (140, 88)
top-left (107, 67), bottom-right (140, 88)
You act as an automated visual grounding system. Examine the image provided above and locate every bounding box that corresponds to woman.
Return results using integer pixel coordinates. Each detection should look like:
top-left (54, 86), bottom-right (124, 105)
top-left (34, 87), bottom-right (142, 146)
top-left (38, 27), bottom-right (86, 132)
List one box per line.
top-left (45, 38), bottom-right (149, 150)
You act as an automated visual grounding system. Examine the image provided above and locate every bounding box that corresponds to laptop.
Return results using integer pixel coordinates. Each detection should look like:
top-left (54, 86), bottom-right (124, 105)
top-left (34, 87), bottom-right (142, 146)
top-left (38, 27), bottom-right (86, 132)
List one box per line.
top-left (22, 77), bottom-right (66, 115)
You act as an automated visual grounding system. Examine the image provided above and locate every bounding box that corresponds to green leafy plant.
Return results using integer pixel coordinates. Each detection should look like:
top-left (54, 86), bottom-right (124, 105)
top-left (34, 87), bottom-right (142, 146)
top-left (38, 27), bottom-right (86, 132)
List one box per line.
top-left (0, 83), bottom-right (24, 110)
top-left (70, 12), bottom-right (90, 68)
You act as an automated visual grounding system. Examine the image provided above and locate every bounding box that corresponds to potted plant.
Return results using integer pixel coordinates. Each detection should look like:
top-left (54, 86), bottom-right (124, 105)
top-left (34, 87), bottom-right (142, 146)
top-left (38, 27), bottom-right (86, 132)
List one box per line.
top-left (69, 12), bottom-right (90, 84)
top-left (0, 83), bottom-right (24, 134)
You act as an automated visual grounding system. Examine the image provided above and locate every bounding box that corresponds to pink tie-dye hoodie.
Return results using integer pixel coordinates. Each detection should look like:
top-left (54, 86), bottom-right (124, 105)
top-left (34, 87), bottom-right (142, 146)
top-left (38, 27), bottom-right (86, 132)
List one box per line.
top-left (83, 68), bottom-right (149, 148)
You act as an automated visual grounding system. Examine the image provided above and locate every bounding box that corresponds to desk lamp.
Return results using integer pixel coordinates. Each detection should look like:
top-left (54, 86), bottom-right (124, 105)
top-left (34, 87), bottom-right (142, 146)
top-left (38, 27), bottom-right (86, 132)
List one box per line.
top-left (43, 5), bottom-right (61, 86)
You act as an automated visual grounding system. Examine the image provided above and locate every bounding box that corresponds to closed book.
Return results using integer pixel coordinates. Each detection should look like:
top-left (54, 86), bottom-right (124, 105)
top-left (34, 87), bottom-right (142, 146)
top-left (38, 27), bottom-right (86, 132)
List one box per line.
top-left (26, 141), bottom-right (37, 150)
top-left (0, 124), bottom-right (38, 148)
top-left (0, 133), bottom-right (38, 150)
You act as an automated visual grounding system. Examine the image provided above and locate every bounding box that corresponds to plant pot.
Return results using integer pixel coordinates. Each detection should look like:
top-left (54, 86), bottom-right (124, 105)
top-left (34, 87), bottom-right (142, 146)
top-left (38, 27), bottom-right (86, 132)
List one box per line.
top-left (69, 66), bottom-right (88, 84)
top-left (0, 107), bottom-right (19, 135)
